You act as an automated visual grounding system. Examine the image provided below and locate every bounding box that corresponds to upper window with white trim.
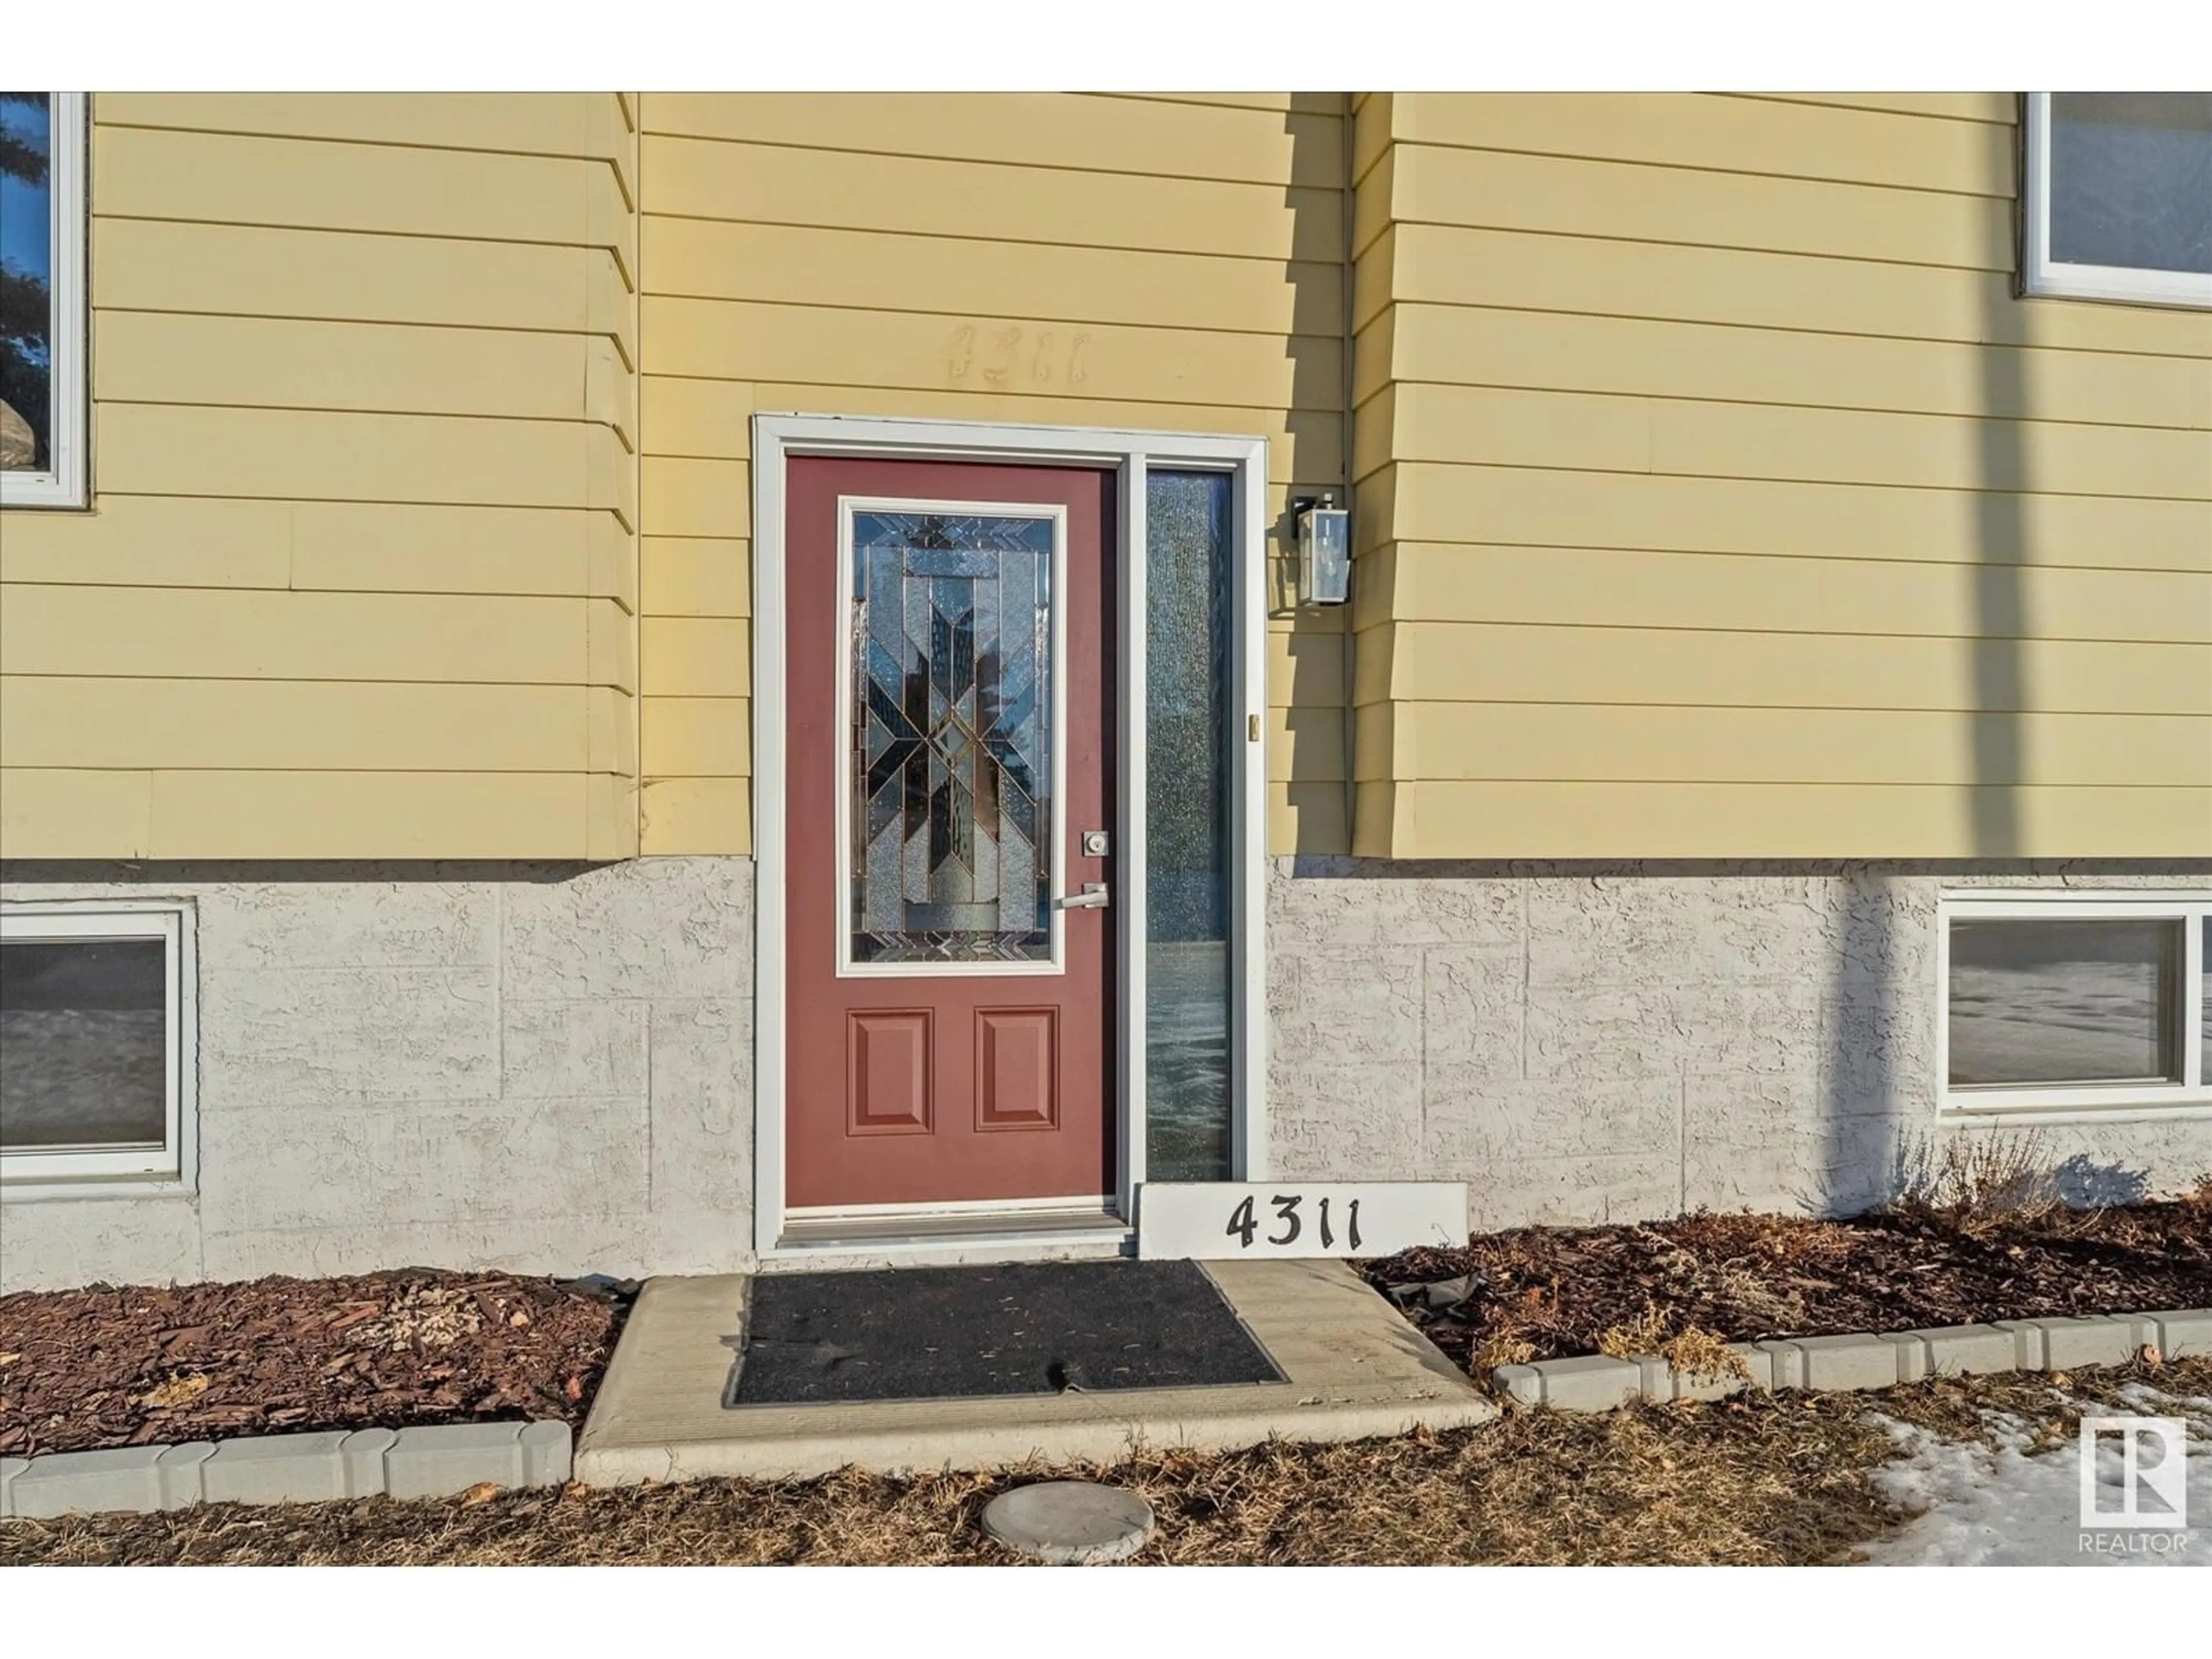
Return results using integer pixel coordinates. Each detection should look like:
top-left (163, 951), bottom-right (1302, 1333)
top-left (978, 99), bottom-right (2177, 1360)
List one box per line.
top-left (1941, 892), bottom-right (2210, 1115)
top-left (2022, 93), bottom-right (2212, 309)
top-left (1, 904), bottom-right (196, 1188)
top-left (0, 92), bottom-right (87, 507)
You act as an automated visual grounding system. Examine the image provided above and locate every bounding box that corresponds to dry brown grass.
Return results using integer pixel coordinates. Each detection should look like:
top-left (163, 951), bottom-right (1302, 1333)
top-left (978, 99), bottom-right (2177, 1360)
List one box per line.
top-left (1592, 1300), bottom-right (1749, 1385)
top-left (1469, 1331), bottom-right (1538, 1373)
top-left (12, 1358), bottom-right (2200, 1568)
top-left (1597, 1300), bottom-right (1672, 1361)
top-left (1661, 1328), bottom-right (1751, 1386)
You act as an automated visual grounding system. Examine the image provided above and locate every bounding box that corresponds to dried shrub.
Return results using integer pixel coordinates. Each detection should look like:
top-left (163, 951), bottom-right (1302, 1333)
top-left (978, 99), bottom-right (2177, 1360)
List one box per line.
top-left (1889, 1131), bottom-right (2063, 1237)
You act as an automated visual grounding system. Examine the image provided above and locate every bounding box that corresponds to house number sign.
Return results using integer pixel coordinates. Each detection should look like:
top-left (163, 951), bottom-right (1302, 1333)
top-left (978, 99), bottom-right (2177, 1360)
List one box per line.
top-left (1136, 1183), bottom-right (1468, 1260)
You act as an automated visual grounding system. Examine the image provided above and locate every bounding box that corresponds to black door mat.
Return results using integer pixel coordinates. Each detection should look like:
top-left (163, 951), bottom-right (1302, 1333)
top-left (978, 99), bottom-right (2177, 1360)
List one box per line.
top-left (728, 1259), bottom-right (1286, 1407)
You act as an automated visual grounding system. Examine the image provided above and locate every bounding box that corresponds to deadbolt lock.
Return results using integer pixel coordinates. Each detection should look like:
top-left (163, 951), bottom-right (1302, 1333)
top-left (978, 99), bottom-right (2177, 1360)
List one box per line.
top-left (1081, 830), bottom-right (1111, 858)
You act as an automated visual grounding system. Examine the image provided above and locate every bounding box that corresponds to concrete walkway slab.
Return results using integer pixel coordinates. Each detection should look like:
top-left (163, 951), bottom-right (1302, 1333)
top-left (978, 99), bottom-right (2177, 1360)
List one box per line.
top-left (575, 1259), bottom-right (1494, 1484)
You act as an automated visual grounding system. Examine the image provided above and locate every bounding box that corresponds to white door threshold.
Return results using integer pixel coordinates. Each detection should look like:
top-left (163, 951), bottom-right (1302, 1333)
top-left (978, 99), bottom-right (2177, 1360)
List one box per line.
top-left (766, 1203), bottom-right (1130, 1271)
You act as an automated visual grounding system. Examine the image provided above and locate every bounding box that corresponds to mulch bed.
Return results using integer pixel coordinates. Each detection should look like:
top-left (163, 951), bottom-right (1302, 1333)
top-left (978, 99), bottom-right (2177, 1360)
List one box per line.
top-left (0, 1269), bottom-right (633, 1459)
top-left (1359, 1192), bottom-right (2212, 1375)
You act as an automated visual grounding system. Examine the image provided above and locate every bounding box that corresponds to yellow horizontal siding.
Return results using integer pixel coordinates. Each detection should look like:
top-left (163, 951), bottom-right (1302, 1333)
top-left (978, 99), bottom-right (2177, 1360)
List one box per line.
top-left (1385, 223), bottom-right (2212, 357)
top-left (1267, 631), bottom-right (1348, 711)
top-left (639, 618), bottom-right (751, 699)
top-left (1373, 703), bottom-right (2212, 789)
top-left (1351, 97), bottom-right (2209, 861)
top-left (2, 586), bottom-right (628, 687)
top-left (1383, 462), bottom-right (2212, 574)
top-left (93, 221), bottom-right (632, 351)
top-left (643, 92), bottom-right (1340, 187)
top-left (639, 134), bottom-right (1341, 262)
top-left (93, 311), bottom-right (623, 432)
top-left (644, 457), bottom-right (750, 539)
top-left (1367, 623), bottom-right (2212, 718)
top-left (1737, 93), bottom-right (2017, 124)
top-left (286, 505), bottom-right (634, 609)
top-left (642, 537), bottom-right (750, 618)
top-left (1, 95), bottom-right (641, 862)
top-left (644, 296), bottom-right (1341, 417)
top-left (94, 125), bottom-right (626, 251)
top-left (640, 776), bottom-right (751, 855)
top-left (641, 696), bottom-right (751, 778)
top-left (641, 377), bottom-right (755, 459)
top-left (0, 770), bottom-right (632, 861)
top-left (1362, 383), bottom-right (2212, 500)
top-left (97, 92), bottom-right (630, 166)
top-left (1271, 782), bottom-right (1350, 854)
top-left (1369, 543), bottom-right (2212, 645)
top-left (643, 217), bottom-right (1343, 338)
top-left (1380, 304), bottom-right (2212, 431)
top-left (1, 497), bottom-right (293, 590)
top-left (1267, 708), bottom-right (1348, 784)
top-left (1095, 93), bottom-right (1328, 115)
top-left (1386, 141), bottom-right (2013, 271)
top-left (1381, 782), bottom-right (2211, 860)
top-left (1, 678), bottom-right (609, 772)
top-left (0, 496), bottom-right (635, 612)
top-left (1390, 92), bottom-right (2016, 196)
top-left (92, 404), bottom-right (633, 520)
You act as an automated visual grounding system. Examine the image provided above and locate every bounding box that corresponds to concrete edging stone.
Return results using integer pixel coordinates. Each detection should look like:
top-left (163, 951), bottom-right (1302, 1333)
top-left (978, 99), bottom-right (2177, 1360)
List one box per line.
top-left (1491, 1309), bottom-right (2210, 1413)
top-left (0, 1420), bottom-right (570, 1521)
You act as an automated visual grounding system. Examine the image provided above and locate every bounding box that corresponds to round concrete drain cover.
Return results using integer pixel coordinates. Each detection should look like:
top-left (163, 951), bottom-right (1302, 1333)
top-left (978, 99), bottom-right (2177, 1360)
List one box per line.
top-left (982, 1480), bottom-right (1156, 1564)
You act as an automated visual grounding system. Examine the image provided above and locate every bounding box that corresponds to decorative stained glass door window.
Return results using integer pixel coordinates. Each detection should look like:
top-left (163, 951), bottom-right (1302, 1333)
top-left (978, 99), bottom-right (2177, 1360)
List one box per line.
top-left (840, 503), bottom-right (1063, 971)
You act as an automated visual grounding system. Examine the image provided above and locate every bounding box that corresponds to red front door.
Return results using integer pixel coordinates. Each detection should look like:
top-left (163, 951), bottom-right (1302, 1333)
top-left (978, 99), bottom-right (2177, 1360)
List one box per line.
top-left (785, 456), bottom-right (1116, 1209)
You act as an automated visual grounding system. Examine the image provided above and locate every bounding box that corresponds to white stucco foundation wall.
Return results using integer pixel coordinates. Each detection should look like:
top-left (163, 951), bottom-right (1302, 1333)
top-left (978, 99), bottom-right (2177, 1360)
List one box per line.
top-left (1, 859), bottom-right (755, 1293)
top-left (1266, 858), bottom-right (2212, 1229)
top-left (9, 854), bottom-right (2209, 1292)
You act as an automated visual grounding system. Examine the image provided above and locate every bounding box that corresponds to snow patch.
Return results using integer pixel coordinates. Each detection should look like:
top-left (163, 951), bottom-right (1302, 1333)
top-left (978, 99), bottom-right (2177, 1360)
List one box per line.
top-left (1854, 1382), bottom-right (2211, 1567)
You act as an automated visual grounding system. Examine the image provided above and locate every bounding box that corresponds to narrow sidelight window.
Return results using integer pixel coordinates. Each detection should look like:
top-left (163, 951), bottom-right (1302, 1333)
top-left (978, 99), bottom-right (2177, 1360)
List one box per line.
top-left (1, 905), bottom-right (195, 1187)
top-left (1144, 469), bottom-right (1235, 1180)
top-left (1941, 894), bottom-right (2210, 1113)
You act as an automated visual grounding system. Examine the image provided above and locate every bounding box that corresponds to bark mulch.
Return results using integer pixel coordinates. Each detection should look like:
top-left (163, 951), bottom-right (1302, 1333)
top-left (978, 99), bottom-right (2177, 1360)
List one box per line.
top-left (0, 1269), bottom-right (633, 1459)
top-left (1359, 1191), bottom-right (2212, 1376)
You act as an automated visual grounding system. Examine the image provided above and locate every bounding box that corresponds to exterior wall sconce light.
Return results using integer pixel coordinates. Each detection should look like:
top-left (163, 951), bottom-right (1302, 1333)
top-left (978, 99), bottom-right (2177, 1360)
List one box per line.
top-left (1294, 493), bottom-right (1351, 607)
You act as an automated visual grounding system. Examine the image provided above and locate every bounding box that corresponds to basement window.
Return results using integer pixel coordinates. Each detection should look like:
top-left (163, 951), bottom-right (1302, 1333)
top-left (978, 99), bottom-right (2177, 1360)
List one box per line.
top-left (1940, 893), bottom-right (2211, 1115)
top-left (2022, 92), bottom-right (2212, 308)
top-left (0, 92), bottom-right (88, 507)
top-left (0, 904), bottom-right (196, 1189)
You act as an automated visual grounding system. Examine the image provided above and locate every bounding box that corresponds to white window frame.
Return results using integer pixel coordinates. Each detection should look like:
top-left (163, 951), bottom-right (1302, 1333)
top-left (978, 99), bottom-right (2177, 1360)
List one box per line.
top-left (1937, 890), bottom-right (2210, 1119)
top-left (2021, 92), bottom-right (2212, 310)
top-left (0, 900), bottom-right (197, 1194)
top-left (0, 92), bottom-right (89, 509)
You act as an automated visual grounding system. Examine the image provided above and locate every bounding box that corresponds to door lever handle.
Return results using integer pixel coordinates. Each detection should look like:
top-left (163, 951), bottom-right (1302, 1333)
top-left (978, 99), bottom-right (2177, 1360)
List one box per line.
top-left (1054, 882), bottom-right (1110, 911)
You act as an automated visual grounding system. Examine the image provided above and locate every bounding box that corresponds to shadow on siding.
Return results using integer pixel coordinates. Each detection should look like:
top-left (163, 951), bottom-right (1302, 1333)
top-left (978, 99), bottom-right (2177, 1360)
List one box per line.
top-left (1815, 175), bottom-right (2034, 1214)
top-left (1275, 92), bottom-right (1359, 858)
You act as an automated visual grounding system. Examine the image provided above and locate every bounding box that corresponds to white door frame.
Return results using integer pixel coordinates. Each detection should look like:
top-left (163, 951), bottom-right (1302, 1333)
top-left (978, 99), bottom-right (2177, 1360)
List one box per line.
top-left (751, 412), bottom-right (1271, 1262)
